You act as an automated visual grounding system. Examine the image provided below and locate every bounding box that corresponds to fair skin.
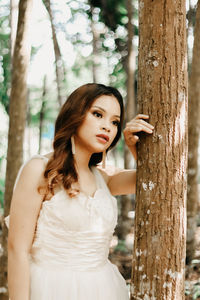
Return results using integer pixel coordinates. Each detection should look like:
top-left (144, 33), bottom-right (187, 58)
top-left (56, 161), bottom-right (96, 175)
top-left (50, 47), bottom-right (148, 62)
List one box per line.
top-left (7, 95), bottom-right (154, 299)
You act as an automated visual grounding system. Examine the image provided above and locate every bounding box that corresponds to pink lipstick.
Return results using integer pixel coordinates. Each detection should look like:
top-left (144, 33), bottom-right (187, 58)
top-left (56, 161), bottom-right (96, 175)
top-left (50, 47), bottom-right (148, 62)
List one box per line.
top-left (96, 134), bottom-right (109, 143)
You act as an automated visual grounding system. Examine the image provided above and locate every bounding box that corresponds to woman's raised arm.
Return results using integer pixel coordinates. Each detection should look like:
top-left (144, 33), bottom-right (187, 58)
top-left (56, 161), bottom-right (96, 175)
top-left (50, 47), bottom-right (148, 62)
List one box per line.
top-left (99, 114), bottom-right (154, 196)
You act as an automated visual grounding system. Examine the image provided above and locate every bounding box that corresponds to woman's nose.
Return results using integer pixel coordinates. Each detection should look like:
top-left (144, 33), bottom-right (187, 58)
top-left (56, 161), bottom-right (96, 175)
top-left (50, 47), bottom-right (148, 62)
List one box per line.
top-left (102, 125), bottom-right (110, 132)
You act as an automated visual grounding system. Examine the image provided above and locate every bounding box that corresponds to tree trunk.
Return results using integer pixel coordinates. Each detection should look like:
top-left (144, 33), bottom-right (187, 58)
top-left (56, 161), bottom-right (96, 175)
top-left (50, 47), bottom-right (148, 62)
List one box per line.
top-left (38, 76), bottom-right (47, 154)
top-left (186, 0), bottom-right (200, 264)
top-left (125, 0), bottom-right (136, 169)
top-left (131, 1), bottom-right (188, 299)
top-left (43, 0), bottom-right (65, 107)
top-left (126, 0), bottom-right (136, 125)
top-left (117, 0), bottom-right (136, 242)
top-left (26, 89), bottom-right (31, 157)
top-left (0, 0), bottom-right (32, 298)
top-left (91, 5), bottom-right (99, 83)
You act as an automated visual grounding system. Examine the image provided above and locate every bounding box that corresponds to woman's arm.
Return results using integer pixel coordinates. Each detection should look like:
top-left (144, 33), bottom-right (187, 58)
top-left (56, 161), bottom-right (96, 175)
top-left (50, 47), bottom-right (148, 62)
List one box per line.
top-left (8, 158), bottom-right (46, 300)
top-left (99, 114), bottom-right (154, 196)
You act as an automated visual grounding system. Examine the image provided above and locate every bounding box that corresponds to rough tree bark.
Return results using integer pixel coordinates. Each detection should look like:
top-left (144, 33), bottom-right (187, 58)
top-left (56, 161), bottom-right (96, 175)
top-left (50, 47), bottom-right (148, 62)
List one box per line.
top-left (0, 0), bottom-right (32, 298)
top-left (131, 0), bottom-right (188, 299)
top-left (186, 0), bottom-right (200, 264)
top-left (43, 0), bottom-right (65, 107)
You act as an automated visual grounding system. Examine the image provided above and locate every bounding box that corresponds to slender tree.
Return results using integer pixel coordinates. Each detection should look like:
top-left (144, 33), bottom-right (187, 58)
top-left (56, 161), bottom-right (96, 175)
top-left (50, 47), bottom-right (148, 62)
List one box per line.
top-left (125, 0), bottom-right (136, 126)
top-left (43, 0), bottom-right (65, 107)
top-left (91, 5), bottom-right (99, 83)
top-left (186, 0), bottom-right (200, 264)
top-left (124, 0), bottom-right (136, 170)
top-left (39, 76), bottom-right (47, 154)
top-left (0, 0), bottom-right (33, 298)
top-left (117, 0), bottom-right (136, 241)
top-left (131, 0), bottom-right (188, 299)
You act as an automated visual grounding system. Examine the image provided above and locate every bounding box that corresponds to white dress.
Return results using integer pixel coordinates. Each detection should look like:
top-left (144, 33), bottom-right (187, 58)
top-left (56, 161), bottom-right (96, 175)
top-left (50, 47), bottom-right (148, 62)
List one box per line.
top-left (5, 154), bottom-right (130, 300)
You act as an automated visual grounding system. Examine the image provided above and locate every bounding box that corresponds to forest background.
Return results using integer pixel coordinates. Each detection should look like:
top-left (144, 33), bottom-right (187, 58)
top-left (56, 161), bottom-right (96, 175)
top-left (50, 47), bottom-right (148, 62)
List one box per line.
top-left (0, 0), bottom-right (200, 299)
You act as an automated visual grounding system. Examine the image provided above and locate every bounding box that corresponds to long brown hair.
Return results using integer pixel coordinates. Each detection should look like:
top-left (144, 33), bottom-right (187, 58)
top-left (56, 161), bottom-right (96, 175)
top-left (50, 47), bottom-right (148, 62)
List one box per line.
top-left (39, 83), bottom-right (124, 199)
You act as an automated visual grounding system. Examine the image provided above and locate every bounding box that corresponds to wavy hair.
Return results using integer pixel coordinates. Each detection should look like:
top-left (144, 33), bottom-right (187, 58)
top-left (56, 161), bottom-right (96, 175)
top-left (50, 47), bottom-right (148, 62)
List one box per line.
top-left (39, 83), bottom-right (124, 199)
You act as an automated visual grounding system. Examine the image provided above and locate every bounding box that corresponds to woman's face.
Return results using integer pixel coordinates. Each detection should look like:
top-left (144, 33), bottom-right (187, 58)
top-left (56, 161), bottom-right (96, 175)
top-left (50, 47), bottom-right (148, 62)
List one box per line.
top-left (75, 95), bottom-right (121, 154)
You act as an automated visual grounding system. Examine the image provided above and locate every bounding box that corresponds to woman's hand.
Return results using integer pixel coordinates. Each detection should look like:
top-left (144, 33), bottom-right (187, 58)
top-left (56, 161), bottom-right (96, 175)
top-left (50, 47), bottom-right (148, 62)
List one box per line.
top-left (123, 114), bottom-right (154, 160)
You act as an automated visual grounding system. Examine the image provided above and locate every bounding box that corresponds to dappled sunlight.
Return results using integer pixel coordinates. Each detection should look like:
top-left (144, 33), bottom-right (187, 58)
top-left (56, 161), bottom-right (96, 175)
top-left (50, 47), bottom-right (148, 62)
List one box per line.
top-left (171, 95), bottom-right (187, 148)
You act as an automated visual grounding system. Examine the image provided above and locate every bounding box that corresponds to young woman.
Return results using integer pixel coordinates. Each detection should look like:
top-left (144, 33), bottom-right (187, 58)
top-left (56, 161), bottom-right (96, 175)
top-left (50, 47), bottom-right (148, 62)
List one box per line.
top-left (6, 83), bottom-right (154, 300)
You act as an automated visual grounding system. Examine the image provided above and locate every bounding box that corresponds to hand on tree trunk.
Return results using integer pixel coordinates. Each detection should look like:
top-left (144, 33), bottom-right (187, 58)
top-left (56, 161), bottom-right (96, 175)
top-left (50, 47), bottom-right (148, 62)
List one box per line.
top-left (123, 114), bottom-right (154, 161)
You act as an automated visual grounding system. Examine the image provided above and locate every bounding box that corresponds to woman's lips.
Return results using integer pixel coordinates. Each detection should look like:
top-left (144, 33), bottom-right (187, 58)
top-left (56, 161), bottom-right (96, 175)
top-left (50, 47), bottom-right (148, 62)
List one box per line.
top-left (96, 134), bottom-right (109, 144)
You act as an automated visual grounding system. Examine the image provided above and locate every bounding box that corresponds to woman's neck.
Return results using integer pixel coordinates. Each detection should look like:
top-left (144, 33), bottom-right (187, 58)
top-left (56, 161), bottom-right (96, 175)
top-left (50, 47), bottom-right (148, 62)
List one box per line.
top-left (73, 143), bottom-right (92, 173)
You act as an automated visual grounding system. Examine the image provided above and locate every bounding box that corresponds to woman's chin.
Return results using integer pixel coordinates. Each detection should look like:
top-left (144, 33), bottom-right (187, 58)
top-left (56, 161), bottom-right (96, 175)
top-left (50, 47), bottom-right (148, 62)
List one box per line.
top-left (91, 147), bottom-right (106, 154)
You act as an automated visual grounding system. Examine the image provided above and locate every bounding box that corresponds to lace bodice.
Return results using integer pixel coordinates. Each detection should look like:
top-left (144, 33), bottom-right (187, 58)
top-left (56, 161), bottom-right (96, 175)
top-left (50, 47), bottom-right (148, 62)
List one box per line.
top-left (5, 155), bottom-right (119, 272)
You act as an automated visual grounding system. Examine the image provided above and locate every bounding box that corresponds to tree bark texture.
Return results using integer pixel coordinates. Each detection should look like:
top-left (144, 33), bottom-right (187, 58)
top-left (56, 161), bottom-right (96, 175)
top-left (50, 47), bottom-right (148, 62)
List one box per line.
top-left (131, 1), bottom-right (188, 299)
top-left (186, 0), bottom-right (200, 264)
top-left (0, 0), bottom-right (32, 298)
top-left (43, 0), bottom-right (65, 107)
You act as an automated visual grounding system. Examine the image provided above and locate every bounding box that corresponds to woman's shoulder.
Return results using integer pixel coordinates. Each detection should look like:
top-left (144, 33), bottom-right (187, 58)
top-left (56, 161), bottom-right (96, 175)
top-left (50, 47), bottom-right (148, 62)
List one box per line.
top-left (17, 157), bottom-right (46, 182)
top-left (30, 152), bottom-right (53, 162)
top-left (14, 153), bottom-right (53, 189)
top-left (23, 152), bottom-right (53, 167)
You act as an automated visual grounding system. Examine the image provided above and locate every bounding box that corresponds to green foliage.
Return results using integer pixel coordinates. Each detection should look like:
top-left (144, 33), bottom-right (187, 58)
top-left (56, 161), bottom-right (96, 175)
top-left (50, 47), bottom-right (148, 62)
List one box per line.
top-left (88, 0), bottom-right (139, 97)
top-left (0, 178), bottom-right (5, 209)
top-left (0, 154), bottom-right (5, 209)
top-left (72, 55), bottom-right (93, 77)
top-left (0, 15), bottom-right (11, 113)
top-left (114, 239), bottom-right (129, 254)
top-left (185, 259), bottom-right (200, 298)
top-left (110, 61), bottom-right (126, 89)
top-left (90, 0), bottom-right (127, 30)
top-left (28, 85), bottom-right (59, 128)
top-left (192, 283), bottom-right (200, 300)
top-left (116, 136), bottom-right (124, 154)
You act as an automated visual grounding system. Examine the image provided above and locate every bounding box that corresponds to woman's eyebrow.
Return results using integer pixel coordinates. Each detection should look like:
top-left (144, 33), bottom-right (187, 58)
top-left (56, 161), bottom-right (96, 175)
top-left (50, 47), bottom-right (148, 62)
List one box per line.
top-left (92, 105), bottom-right (120, 119)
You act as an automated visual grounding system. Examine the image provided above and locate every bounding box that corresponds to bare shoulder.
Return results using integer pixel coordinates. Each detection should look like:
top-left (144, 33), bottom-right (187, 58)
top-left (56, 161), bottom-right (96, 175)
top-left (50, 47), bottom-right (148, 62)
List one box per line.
top-left (8, 157), bottom-right (49, 251)
top-left (21, 157), bottom-right (46, 176)
top-left (9, 157), bottom-right (48, 226)
top-left (14, 157), bottom-right (47, 192)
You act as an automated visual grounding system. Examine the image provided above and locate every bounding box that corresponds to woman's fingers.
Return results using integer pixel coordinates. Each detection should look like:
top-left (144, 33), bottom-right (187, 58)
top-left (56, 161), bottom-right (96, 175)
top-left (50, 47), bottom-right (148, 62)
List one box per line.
top-left (124, 133), bottom-right (140, 147)
top-left (125, 120), bottom-right (154, 134)
top-left (134, 119), bottom-right (154, 128)
top-left (124, 114), bottom-right (154, 147)
top-left (124, 125), bottom-right (142, 133)
top-left (131, 120), bottom-right (154, 132)
top-left (135, 114), bottom-right (149, 119)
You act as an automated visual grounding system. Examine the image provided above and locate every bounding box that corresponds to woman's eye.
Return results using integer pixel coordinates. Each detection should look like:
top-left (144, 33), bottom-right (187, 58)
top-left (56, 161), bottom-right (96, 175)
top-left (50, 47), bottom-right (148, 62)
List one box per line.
top-left (93, 111), bottom-right (102, 118)
top-left (112, 120), bottom-right (120, 126)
